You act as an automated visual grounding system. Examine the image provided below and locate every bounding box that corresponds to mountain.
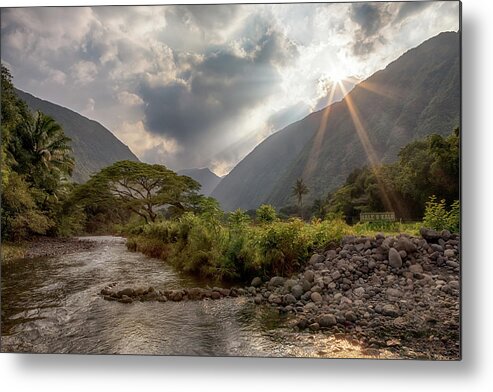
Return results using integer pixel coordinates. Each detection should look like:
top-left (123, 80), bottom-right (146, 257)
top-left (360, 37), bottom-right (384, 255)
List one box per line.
top-left (14, 89), bottom-right (140, 183)
top-left (178, 168), bottom-right (222, 196)
top-left (212, 31), bottom-right (460, 211)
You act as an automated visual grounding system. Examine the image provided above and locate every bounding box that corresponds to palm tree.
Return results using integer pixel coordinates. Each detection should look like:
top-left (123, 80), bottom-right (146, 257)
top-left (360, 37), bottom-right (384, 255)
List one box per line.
top-left (292, 178), bottom-right (309, 220)
top-left (17, 111), bottom-right (74, 192)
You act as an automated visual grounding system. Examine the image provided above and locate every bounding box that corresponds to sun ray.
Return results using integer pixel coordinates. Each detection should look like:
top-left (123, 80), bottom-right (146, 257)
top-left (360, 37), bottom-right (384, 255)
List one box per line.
top-left (302, 82), bottom-right (339, 179)
top-left (356, 80), bottom-right (402, 101)
top-left (338, 81), bottom-right (396, 212)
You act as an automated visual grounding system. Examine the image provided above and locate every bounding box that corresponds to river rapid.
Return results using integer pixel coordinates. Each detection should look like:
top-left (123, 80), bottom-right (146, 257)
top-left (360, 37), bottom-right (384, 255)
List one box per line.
top-left (1, 236), bottom-right (392, 358)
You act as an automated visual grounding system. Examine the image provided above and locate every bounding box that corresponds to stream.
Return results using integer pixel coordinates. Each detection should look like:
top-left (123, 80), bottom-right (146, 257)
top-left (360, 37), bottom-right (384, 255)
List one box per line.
top-left (1, 236), bottom-right (391, 358)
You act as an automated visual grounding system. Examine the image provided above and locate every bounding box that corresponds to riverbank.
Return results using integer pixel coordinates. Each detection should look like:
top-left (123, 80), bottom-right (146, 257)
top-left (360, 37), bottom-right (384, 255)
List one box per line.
top-left (103, 228), bottom-right (460, 359)
top-left (2, 236), bottom-right (99, 262)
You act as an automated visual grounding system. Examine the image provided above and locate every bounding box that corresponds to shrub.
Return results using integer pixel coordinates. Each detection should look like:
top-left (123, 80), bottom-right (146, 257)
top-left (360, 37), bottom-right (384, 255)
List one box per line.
top-left (423, 196), bottom-right (460, 233)
top-left (256, 204), bottom-right (277, 224)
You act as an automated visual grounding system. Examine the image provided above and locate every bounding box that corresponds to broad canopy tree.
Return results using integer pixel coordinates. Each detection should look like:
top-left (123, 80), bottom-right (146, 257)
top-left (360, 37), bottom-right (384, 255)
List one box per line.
top-left (75, 160), bottom-right (201, 223)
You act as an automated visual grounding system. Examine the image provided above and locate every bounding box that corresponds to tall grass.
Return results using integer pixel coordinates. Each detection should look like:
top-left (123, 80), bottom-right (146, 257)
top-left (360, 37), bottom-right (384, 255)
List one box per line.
top-left (125, 214), bottom-right (354, 281)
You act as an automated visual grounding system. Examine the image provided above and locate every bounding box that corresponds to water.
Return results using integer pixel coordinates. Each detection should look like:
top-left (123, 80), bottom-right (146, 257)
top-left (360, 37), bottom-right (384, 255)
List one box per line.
top-left (1, 236), bottom-right (391, 358)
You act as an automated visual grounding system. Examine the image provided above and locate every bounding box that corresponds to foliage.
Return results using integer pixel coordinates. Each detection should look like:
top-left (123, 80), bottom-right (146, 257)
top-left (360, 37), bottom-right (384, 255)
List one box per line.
top-left (127, 214), bottom-right (355, 282)
top-left (1, 64), bottom-right (76, 240)
top-left (326, 128), bottom-right (460, 221)
top-left (291, 178), bottom-right (309, 219)
top-left (423, 196), bottom-right (460, 233)
top-left (73, 160), bottom-right (201, 224)
top-left (256, 204), bottom-right (277, 224)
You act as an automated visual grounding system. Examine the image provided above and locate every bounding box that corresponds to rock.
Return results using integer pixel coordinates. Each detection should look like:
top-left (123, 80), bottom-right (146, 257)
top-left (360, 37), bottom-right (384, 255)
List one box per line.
top-left (331, 270), bottom-right (341, 280)
top-left (310, 292), bottom-right (323, 303)
top-left (284, 279), bottom-right (298, 291)
top-left (420, 228), bottom-right (440, 242)
top-left (446, 260), bottom-right (460, 269)
top-left (325, 249), bottom-right (337, 260)
top-left (386, 288), bottom-right (403, 298)
top-left (444, 249), bottom-right (456, 258)
top-left (317, 314), bottom-right (337, 327)
top-left (254, 295), bottom-right (263, 305)
top-left (219, 288), bottom-right (231, 297)
top-left (301, 279), bottom-right (312, 292)
top-left (382, 304), bottom-right (399, 317)
top-left (344, 311), bottom-right (357, 322)
top-left (171, 291), bottom-right (183, 301)
top-left (388, 248), bottom-right (403, 269)
top-left (268, 294), bottom-right (282, 304)
top-left (187, 287), bottom-right (202, 300)
top-left (441, 230), bottom-right (452, 240)
top-left (283, 294), bottom-right (297, 305)
top-left (291, 285), bottom-right (304, 299)
top-left (251, 277), bottom-right (262, 287)
top-left (297, 318), bottom-right (308, 329)
top-left (309, 254), bottom-right (325, 265)
top-left (409, 264), bottom-right (423, 273)
top-left (100, 288), bottom-right (112, 296)
top-left (210, 291), bottom-right (221, 300)
top-left (309, 323), bottom-right (320, 331)
top-left (304, 270), bottom-right (315, 283)
top-left (353, 287), bottom-right (365, 297)
top-left (118, 288), bottom-right (135, 297)
top-left (119, 295), bottom-right (132, 304)
top-left (396, 236), bottom-right (417, 253)
top-left (269, 276), bottom-right (285, 287)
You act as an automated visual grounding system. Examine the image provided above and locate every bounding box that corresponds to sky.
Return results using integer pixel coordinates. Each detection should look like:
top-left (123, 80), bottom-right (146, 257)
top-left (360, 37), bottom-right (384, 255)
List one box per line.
top-left (0, 1), bottom-right (460, 176)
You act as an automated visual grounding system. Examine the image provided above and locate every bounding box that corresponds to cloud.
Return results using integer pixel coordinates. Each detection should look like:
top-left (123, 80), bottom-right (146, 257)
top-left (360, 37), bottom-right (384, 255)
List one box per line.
top-left (0, 3), bottom-right (460, 174)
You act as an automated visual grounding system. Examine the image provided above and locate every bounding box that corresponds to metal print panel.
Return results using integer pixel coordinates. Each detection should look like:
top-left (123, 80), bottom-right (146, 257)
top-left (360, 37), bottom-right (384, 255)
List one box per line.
top-left (0, 1), bottom-right (461, 359)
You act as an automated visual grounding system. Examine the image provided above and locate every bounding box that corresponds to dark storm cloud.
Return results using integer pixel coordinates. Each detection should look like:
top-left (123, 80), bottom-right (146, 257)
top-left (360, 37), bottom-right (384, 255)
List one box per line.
top-left (395, 2), bottom-right (435, 23)
top-left (350, 3), bottom-right (391, 57)
top-left (139, 29), bottom-right (296, 145)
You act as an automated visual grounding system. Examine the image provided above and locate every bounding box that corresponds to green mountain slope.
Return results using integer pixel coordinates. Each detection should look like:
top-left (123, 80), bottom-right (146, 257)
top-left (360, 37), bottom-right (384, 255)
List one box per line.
top-left (213, 31), bottom-right (460, 211)
top-left (14, 89), bottom-right (140, 183)
top-left (178, 168), bottom-right (222, 196)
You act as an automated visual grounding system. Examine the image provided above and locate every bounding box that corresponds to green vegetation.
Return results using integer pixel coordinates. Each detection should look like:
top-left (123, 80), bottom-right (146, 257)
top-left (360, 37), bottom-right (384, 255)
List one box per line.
top-left (1, 64), bottom-right (76, 241)
top-left (423, 197), bottom-right (460, 233)
top-left (292, 178), bottom-right (309, 219)
top-left (323, 128), bottom-right (460, 223)
top-left (125, 212), bottom-right (354, 281)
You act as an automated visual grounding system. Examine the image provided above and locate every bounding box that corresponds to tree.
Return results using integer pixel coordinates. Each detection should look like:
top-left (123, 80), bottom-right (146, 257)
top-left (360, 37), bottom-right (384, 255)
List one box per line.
top-left (76, 161), bottom-right (200, 223)
top-left (12, 111), bottom-right (74, 196)
top-left (291, 178), bottom-right (309, 219)
top-left (256, 204), bottom-right (277, 224)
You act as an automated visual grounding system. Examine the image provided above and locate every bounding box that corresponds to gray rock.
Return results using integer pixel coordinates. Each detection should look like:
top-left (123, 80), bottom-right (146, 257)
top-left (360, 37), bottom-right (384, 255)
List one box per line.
top-left (396, 236), bottom-right (417, 253)
top-left (301, 279), bottom-right (312, 292)
top-left (409, 264), bottom-right (423, 273)
top-left (331, 270), bottom-right (341, 280)
top-left (317, 314), bottom-right (337, 327)
top-left (382, 304), bottom-right (399, 317)
top-left (251, 277), bottom-right (262, 287)
top-left (309, 323), bottom-right (320, 331)
top-left (420, 228), bottom-right (440, 242)
top-left (269, 276), bottom-right (285, 287)
top-left (309, 254), bottom-right (325, 265)
top-left (304, 270), bottom-right (315, 282)
top-left (254, 295), bottom-right (263, 305)
top-left (291, 285), bottom-right (304, 299)
top-left (446, 260), bottom-right (460, 269)
top-left (310, 292), bottom-right (323, 303)
top-left (211, 291), bottom-right (221, 300)
top-left (444, 249), bottom-right (456, 258)
top-left (283, 294), bottom-right (297, 305)
top-left (119, 295), bottom-right (132, 304)
top-left (353, 287), bottom-right (365, 297)
top-left (118, 288), bottom-right (135, 297)
top-left (345, 311), bottom-right (357, 322)
top-left (268, 294), bottom-right (282, 304)
top-left (386, 288), bottom-right (403, 298)
top-left (388, 248), bottom-right (403, 269)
